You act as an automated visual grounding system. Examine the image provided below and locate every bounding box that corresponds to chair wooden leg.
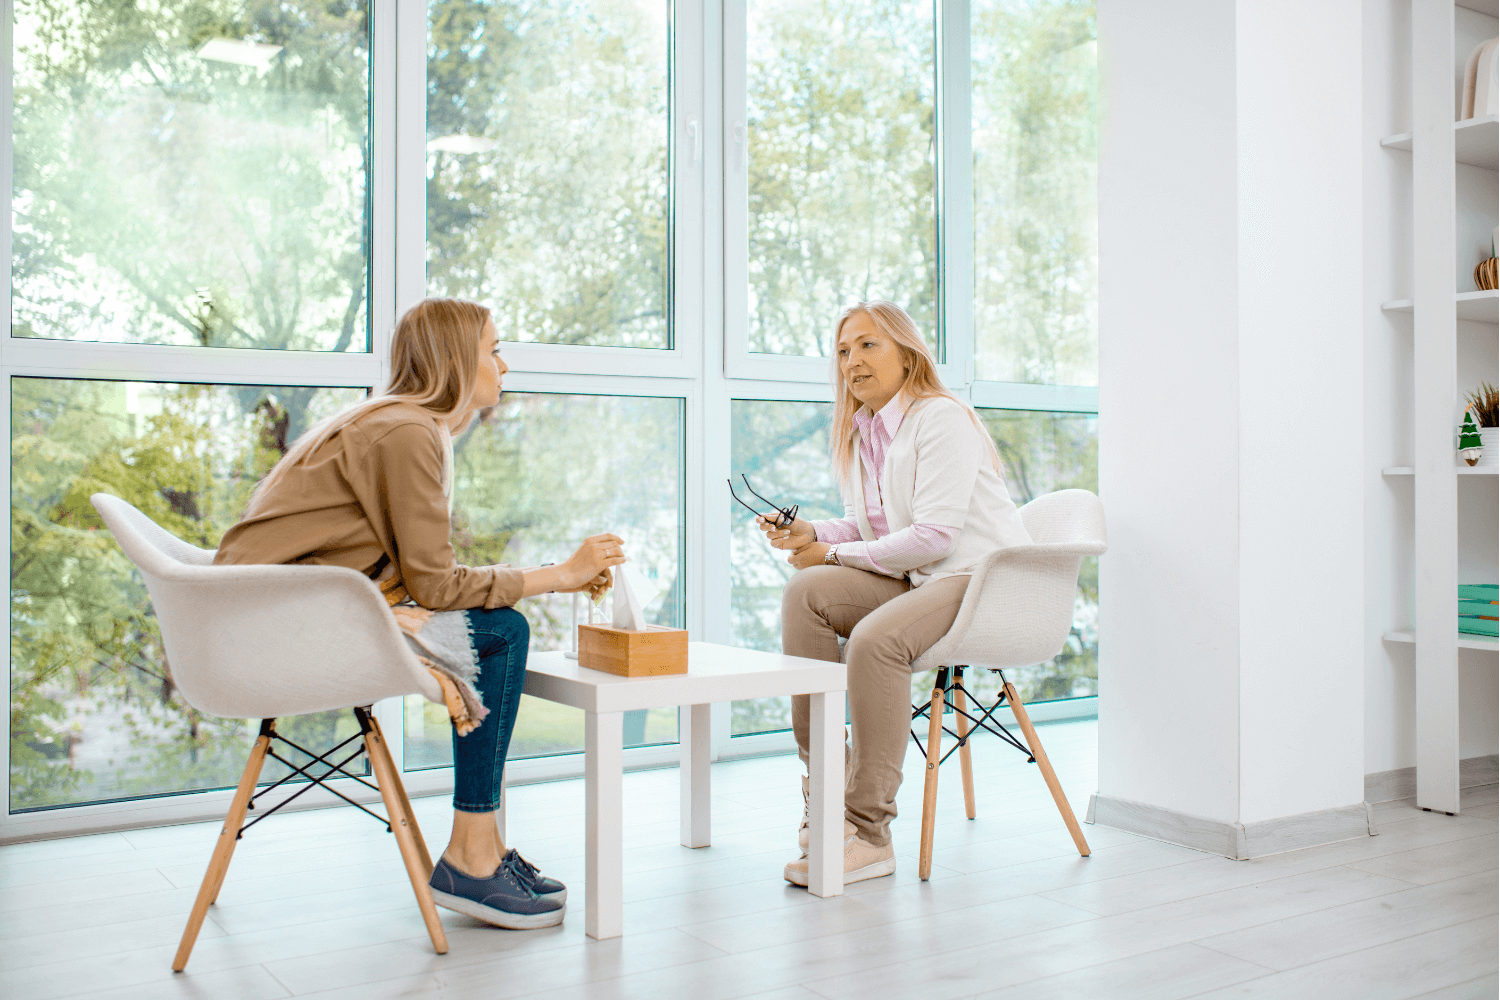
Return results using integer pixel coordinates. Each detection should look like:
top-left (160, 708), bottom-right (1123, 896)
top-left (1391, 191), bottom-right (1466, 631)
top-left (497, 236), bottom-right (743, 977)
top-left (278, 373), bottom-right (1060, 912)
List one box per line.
top-left (366, 715), bottom-right (435, 878)
top-left (173, 723), bottom-right (273, 972)
top-left (953, 668), bottom-right (976, 821)
top-left (918, 668), bottom-right (948, 881)
top-left (1004, 681), bottom-right (1090, 857)
top-left (363, 712), bottom-right (449, 955)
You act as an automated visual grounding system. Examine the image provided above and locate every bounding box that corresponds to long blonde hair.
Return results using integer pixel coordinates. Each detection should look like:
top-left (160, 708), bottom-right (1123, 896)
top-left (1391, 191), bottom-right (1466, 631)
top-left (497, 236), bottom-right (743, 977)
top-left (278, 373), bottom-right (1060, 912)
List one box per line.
top-left (252, 297), bottom-right (491, 503)
top-left (828, 301), bottom-right (1001, 486)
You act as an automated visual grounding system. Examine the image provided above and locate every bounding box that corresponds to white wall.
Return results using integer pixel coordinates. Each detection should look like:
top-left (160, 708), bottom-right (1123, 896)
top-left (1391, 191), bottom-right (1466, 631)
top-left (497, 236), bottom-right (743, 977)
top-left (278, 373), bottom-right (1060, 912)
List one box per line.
top-left (1100, 0), bottom-right (1367, 831)
top-left (1097, 0), bottom-right (1243, 825)
top-left (1236, 0), bottom-right (1366, 824)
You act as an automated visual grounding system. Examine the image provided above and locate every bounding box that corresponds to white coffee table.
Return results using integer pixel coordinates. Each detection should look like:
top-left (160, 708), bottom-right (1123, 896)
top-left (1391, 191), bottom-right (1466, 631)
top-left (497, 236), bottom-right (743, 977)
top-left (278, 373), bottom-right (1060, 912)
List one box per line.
top-left (522, 641), bottom-right (848, 939)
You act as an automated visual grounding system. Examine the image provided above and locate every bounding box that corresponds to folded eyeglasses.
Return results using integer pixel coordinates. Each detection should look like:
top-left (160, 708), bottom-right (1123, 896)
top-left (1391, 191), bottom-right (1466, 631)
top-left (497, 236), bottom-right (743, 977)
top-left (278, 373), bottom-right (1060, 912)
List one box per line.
top-left (728, 474), bottom-right (799, 528)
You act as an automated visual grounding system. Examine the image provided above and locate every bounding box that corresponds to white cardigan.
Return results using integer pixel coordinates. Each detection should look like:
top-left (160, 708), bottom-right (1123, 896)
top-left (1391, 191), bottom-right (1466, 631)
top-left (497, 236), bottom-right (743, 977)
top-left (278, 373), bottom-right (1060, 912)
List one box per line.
top-left (843, 395), bottom-right (1031, 587)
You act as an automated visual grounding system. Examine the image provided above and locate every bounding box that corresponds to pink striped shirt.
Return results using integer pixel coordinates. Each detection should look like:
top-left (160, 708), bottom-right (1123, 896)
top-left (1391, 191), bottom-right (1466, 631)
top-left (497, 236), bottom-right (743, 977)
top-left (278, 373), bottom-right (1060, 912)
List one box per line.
top-left (811, 395), bottom-right (958, 578)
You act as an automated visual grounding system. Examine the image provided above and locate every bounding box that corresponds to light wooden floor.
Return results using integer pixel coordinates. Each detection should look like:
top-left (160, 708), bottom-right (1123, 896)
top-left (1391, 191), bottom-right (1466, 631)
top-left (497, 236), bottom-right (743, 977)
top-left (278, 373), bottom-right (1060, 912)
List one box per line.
top-left (2, 720), bottom-right (1495, 1000)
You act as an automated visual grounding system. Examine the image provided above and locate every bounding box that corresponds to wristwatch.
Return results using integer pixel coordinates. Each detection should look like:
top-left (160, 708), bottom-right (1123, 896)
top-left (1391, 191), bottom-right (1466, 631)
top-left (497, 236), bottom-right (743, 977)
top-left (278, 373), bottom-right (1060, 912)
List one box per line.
top-left (823, 545), bottom-right (841, 567)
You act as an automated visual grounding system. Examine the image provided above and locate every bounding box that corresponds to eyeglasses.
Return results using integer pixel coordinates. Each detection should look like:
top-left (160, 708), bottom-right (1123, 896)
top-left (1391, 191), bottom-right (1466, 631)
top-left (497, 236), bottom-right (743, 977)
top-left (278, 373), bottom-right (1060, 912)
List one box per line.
top-left (728, 474), bottom-right (799, 528)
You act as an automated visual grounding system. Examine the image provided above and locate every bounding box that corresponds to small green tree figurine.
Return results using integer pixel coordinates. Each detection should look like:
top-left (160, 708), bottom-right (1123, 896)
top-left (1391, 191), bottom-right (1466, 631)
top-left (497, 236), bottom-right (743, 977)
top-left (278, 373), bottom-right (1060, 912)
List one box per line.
top-left (1459, 408), bottom-right (1484, 466)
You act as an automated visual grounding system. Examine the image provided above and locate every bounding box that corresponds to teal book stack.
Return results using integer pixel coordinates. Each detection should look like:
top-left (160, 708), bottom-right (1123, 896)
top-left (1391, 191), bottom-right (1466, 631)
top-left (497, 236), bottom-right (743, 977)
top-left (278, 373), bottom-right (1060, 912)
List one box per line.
top-left (1458, 584), bottom-right (1499, 637)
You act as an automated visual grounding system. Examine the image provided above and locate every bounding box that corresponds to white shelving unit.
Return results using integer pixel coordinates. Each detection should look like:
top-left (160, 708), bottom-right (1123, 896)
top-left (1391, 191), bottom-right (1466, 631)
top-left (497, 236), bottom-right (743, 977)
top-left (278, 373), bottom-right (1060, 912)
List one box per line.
top-left (1381, 114), bottom-right (1499, 168)
top-left (1382, 466), bottom-right (1499, 475)
top-left (1383, 0), bottom-right (1500, 815)
top-left (1384, 630), bottom-right (1500, 652)
top-left (1381, 289), bottom-right (1500, 322)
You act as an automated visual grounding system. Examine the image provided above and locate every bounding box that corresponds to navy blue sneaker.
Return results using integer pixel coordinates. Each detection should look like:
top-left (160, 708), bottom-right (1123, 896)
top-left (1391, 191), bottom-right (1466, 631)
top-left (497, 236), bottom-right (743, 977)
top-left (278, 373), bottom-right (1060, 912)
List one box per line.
top-left (503, 849), bottom-right (567, 904)
top-left (429, 856), bottom-right (565, 929)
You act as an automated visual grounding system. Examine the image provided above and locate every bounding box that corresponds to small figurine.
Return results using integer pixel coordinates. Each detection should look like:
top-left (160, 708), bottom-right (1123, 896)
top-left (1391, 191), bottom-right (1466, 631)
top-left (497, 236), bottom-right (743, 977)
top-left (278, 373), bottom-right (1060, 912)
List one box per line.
top-left (1459, 408), bottom-right (1484, 466)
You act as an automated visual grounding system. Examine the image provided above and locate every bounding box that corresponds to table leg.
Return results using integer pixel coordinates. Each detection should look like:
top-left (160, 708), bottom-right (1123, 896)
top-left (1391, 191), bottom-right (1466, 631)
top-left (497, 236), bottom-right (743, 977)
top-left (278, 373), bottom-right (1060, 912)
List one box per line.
top-left (585, 710), bottom-right (624, 939)
top-left (680, 703), bottom-right (712, 848)
top-left (807, 690), bottom-right (845, 898)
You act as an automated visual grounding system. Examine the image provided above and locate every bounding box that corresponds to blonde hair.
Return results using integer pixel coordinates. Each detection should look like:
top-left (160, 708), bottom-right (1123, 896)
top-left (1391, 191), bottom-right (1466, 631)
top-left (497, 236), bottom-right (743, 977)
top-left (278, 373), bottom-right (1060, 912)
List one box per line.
top-left (828, 301), bottom-right (1001, 486)
top-left (252, 297), bottom-right (491, 503)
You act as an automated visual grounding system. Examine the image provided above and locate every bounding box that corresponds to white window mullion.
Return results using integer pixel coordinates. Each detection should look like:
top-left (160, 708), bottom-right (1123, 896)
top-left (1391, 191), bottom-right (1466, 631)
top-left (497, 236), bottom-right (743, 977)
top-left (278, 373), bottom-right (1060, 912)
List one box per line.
top-left (370, 0), bottom-right (398, 390)
top-left (0, 340), bottom-right (381, 387)
top-left (970, 380), bottom-right (1099, 414)
top-left (393, 0), bottom-right (427, 390)
top-left (721, 0), bottom-right (754, 381)
top-left (938, 0), bottom-right (974, 388)
top-left (1, 0), bottom-right (17, 830)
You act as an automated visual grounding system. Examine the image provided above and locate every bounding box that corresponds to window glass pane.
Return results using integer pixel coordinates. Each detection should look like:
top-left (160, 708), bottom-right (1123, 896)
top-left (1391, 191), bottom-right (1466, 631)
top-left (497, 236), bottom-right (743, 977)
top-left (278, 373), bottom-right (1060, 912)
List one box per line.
top-left (404, 392), bottom-right (684, 769)
top-left (10, 379), bottom-right (366, 811)
top-left (11, 2), bottom-right (373, 352)
top-left (971, 0), bottom-right (1097, 384)
top-left (746, 0), bottom-right (937, 357)
top-left (946, 408), bottom-right (1097, 704)
top-left (426, 1), bottom-right (670, 349)
top-left (728, 398), bottom-right (840, 735)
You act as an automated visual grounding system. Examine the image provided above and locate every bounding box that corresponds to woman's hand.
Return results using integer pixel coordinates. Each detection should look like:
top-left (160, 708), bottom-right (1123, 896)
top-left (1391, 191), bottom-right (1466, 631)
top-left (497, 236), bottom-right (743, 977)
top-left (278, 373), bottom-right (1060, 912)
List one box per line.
top-left (757, 514), bottom-right (816, 551)
top-left (560, 570), bottom-right (614, 601)
top-left (519, 535), bottom-right (624, 600)
top-left (560, 534), bottom-right (626, 591)
top-left (788, 541), bottom-right (830, 570)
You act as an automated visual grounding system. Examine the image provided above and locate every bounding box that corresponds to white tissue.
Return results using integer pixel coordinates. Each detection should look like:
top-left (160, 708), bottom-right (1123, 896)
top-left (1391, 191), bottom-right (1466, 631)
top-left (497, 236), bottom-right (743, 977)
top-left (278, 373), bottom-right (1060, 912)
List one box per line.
top-left (611, 563), bottom-right (652, 631)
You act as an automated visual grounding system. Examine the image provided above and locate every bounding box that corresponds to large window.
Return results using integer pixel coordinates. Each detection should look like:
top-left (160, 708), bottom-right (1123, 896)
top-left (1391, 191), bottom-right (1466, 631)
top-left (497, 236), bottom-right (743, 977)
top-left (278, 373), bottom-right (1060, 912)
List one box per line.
top-left (9, 379), bottom-right (364, 810)
top-left (972, 0), bottom-right (1097, 384)
top-left (744, 0), bottom-right (937, 358)
top-left (12, 0), bottom-right (373, 352)
top-left (426, 0), bottom-right (671, 349)
top-left (4, 0), bottom-right (1097, 832)
top-left (404, 391), bottom-right (685, 767)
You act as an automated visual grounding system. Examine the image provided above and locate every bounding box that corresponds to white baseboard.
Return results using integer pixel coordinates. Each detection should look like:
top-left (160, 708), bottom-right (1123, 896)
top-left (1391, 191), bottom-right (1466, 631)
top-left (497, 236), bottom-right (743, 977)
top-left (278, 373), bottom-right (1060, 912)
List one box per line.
top-left (1363, 753), bottom-right (1499, 804)
top-left (1085, 794), bottom-right (1377, 860)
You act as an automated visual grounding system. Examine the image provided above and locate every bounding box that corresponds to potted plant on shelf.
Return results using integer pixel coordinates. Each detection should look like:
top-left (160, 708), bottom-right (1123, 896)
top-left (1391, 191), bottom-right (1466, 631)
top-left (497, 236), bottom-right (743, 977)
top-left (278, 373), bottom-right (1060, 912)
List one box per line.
top-left (1463, 382), bottom-right (1499, 468)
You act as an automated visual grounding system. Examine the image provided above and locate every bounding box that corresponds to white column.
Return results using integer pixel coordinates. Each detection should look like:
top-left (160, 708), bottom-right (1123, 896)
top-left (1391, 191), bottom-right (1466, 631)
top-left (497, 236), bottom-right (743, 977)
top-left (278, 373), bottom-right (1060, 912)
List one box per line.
top-left (1096, 0), bottom-right (1368, 855)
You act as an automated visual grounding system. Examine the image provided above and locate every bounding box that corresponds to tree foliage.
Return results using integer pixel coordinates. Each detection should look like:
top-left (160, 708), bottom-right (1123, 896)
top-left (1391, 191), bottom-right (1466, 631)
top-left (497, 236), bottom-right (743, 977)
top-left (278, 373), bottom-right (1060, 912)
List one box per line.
top-left (12, 0), bottom-right (372, 352)
top-left (972, 0), bottom-right (1097, 384)
top-left (746, 0), bottom-right (936, 356)
top-left (426, 0), bottom-right (669, 348)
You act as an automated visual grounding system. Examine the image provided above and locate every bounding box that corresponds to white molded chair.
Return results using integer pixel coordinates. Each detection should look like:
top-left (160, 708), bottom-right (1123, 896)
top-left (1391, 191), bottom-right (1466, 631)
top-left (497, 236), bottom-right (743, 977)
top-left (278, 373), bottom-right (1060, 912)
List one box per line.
top-left (909, 488), bottom-right (1107, 879)
top-left (90, 494), bottom-right (450, 970)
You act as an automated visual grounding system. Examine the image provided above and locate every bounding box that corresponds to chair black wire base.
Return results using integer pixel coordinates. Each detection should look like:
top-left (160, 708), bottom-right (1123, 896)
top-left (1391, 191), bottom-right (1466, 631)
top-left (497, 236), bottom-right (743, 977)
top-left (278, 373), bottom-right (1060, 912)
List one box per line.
top-left (910, 666), bottom-right (1035, 766)
top-left (238, 707), bottom-right (391, 838)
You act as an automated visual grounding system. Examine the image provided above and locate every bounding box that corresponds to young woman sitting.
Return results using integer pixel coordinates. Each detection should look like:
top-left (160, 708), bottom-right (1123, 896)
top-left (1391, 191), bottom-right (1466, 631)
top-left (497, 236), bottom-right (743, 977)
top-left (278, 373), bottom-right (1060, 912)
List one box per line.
top-left (216, 297), bottom-right (624, 928)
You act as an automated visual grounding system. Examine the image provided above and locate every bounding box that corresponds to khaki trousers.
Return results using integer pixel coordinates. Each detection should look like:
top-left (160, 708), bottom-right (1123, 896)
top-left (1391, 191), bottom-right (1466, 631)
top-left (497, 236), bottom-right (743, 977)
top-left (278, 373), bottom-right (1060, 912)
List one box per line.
top-left (785, 566), bottom-right (969, 847)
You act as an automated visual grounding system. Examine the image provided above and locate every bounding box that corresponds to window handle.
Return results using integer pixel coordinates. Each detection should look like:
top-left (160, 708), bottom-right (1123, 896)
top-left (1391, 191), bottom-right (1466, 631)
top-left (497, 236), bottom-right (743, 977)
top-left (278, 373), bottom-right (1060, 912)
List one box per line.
top-left (685, 116), bottom-right (701, 163)
top-left (733, 120), bottom-right (747, 170)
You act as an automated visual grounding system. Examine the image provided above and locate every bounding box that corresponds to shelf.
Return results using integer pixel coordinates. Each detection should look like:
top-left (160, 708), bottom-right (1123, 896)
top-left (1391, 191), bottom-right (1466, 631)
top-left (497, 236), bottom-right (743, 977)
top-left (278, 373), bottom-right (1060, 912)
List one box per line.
top-left (1383, 466), bottom-right (1500, 475)
top-left (1380, 115), bottom-right (1499, 169)
top-left (1381, 290), bottom-right (1499, 323)
top-left (1383, 629), bottom-right (1499, 653)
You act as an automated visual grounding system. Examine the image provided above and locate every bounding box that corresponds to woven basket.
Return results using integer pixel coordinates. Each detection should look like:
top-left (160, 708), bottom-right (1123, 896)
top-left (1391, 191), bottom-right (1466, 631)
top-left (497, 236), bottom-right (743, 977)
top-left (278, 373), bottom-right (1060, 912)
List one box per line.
top-left (1475, 257), bottom-right (1499, 291)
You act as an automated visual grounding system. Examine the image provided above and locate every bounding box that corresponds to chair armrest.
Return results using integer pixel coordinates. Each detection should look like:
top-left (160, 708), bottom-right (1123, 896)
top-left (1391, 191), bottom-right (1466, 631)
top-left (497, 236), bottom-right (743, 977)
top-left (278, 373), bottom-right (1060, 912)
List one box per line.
top-left (922, 542), bottom-right (1099, 671)
top-left (148, 562), bottom-right (447, 719)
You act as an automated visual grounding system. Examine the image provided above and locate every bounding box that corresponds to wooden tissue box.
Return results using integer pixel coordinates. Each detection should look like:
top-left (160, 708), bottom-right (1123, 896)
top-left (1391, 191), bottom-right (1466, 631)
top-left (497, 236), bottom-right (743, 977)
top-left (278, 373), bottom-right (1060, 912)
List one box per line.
top-left (577, 624), bottom-right (689, 677)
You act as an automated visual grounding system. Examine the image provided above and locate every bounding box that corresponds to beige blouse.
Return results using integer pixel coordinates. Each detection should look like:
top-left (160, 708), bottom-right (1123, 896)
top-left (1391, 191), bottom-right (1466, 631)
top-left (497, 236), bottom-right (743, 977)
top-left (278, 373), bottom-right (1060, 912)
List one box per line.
top-left (215, 401), bottom-right (524, 612)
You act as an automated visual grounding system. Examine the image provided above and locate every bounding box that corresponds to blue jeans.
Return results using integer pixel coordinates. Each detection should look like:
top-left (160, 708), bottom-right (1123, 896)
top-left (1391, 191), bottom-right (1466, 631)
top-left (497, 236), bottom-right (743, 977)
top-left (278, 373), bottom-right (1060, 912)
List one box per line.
top-left (451, 607), bottom-right (529, 813)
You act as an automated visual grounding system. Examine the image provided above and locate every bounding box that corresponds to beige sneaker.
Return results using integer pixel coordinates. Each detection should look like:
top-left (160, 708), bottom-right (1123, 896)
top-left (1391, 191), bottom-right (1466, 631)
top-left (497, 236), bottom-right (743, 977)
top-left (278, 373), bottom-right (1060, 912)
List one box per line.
top-left (784, 820), bottom-right (896, 887)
